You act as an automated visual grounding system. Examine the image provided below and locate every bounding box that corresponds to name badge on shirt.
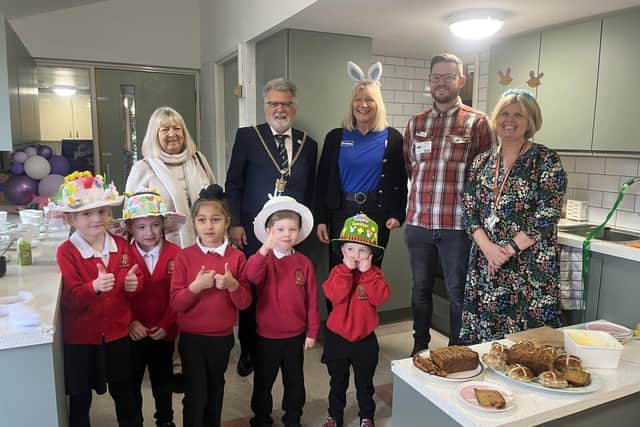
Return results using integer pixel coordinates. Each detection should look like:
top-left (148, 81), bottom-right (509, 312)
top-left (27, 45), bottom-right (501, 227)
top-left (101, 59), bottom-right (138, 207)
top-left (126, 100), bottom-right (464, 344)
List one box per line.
top-left (414, 140), bottom-right (432, 156)
top-left (447, 135), bottom-right (469, 144)
top-left (341, 139), bottom-right (354, 148)
top-left (295, 270), bottom-right (305, 286)
top-left (416, 131), bottom-right (427, 137)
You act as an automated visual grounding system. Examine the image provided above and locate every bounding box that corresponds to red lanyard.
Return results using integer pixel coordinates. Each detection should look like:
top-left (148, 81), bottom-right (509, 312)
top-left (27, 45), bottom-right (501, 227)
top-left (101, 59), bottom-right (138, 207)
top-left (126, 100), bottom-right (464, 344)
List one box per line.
top-left (492, 141), bottom-right (527, 209)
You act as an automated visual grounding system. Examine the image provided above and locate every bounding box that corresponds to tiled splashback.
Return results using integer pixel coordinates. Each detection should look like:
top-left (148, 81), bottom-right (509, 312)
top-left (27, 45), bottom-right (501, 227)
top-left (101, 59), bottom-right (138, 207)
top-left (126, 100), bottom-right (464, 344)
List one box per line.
top-left (561, 156), bottom-right (640, 231)
top-left (374, 53), bottom-right (640, 232)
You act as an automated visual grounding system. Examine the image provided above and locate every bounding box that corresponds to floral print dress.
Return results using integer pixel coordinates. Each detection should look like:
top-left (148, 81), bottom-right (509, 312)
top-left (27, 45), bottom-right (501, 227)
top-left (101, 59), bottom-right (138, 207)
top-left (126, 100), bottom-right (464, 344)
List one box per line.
top-left (459, 143), bottom-right (567, 344)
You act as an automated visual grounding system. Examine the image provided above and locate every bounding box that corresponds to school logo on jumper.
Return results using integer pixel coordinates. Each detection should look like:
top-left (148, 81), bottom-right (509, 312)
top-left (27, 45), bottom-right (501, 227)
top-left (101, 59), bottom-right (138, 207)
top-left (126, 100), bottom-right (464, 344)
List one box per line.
top-left (356, 284), bottom-right (368, 300)
top-left (119, 254), bottom-right (130, 268)
top-left (295, 270), bottom-right (305, 286)
top-left (167, 260), bottom-right (175, 275)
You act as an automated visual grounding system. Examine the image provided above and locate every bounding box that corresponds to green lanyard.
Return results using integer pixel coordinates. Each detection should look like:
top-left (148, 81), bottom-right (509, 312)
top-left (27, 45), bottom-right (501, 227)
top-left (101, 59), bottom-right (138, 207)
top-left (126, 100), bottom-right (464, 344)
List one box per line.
top-left (581, 176), bottom-right (640, 315)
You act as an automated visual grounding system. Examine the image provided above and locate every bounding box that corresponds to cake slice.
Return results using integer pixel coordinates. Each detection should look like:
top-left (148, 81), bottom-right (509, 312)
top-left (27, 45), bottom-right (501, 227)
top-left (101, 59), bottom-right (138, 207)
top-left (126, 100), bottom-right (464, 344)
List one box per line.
top-left (474, 388), bottom-right (506, 409)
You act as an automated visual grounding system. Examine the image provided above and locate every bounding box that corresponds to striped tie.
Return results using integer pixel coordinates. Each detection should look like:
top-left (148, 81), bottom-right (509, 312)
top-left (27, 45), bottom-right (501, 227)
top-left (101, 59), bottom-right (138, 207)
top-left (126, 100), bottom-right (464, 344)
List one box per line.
top-left (274, 134), bottom-right (289, 176)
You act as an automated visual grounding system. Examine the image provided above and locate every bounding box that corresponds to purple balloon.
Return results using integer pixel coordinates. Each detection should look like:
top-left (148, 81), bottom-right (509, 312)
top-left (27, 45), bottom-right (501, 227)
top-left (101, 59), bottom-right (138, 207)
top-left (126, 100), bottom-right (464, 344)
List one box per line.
top-left (10, 162), bottom-right (25, 175)
top-left (48, 155), bottom-right (70, 175)
top-left (24, 146), bottom-right (38, 157)
top-left (37, 145), bottom-right (53, 159)
top-left (13, 151), bottom-right (28, 163)
top-left (6, 175), bottom-right (38, 205)
top-left (38, 174), bottom-right (65, 197)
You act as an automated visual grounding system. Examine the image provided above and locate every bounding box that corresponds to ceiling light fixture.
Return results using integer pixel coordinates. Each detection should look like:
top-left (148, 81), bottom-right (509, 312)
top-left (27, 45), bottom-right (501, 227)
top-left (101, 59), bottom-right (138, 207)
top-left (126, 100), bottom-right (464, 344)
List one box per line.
top-left (448, 9), bottom-right (504, 40)
top-left (53, 86), bottom-right (77, 96)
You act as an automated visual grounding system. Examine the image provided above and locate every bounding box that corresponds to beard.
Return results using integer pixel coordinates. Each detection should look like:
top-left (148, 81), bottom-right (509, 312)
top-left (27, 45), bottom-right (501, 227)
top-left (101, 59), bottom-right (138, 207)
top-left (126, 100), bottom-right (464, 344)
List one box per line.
top-left (431, 86), bottom-right (459, 105)
top-left (267, 114), bottom-right (292, 133)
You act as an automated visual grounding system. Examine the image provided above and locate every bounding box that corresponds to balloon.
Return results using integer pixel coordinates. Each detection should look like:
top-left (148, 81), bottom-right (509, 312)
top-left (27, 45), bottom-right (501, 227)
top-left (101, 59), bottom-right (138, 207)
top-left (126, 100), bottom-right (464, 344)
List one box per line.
top-left (24, 146), bottom-right (38, 157)
top-left (10, 162), bottom-right (25, 175)
top-left (6, 175), bottom-right (38, 205)
top-left (38, 174), bottom-right (65, 197)
top-left (37, 145), bottom-right (53, 159)
top-left (13, 151), bottom-right (28, 163)
top-left (48, 155), bottom-right (70, 175)
top-left (24, 155), bottom-right (51, 180)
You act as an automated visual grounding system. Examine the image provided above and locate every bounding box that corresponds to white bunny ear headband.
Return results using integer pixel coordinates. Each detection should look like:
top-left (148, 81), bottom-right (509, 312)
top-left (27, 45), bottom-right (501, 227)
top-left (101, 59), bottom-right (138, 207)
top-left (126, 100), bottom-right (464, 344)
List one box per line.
top-left (347, 61), bottom-right (383, 86)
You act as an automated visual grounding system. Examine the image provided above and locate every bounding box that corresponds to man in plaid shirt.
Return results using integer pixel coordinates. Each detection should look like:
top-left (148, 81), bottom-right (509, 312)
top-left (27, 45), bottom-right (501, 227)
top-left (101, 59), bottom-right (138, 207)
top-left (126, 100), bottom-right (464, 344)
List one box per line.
top-left (403, 53), bottom-right (492, 355)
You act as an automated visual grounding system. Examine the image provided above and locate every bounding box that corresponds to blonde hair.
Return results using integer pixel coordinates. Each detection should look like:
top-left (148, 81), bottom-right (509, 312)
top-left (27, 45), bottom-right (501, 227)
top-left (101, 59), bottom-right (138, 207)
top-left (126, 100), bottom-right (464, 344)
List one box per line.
top-left (141, 106), bottom-right (197, 158)
top-left (342, 81), bottom-right (388, 132)
top-left (490, 91), bottom-right (543, 140)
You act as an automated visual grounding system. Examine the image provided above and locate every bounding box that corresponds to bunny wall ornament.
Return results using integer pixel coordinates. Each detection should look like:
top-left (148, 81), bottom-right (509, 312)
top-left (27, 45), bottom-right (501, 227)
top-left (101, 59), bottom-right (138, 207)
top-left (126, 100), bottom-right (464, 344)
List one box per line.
top-left (527, 70), bottom-right (544, 88)
top-left (497, 67), bottom-right (513, 86)
top-left (347, 61), bottom-right (383, 85)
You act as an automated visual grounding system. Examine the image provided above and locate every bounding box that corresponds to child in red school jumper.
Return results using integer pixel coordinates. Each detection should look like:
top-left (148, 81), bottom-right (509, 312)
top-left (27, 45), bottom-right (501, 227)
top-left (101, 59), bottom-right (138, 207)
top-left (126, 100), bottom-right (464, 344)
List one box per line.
top-left (246, 196), bottom-right (320, 427)
top-left (170, 184), bottom-right (252, 427)
top-left (321, 214), bottom-right (391, 427)
top-left (54, 171), bottom-right (144, 427)
top-left (109, 191), bottom-right (186, 427)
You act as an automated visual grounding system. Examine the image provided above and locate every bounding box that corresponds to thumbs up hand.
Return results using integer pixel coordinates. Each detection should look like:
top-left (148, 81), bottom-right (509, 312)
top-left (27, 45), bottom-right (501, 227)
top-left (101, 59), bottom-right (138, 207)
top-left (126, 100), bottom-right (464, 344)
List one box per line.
top-left (124, 264), bottom-right (139, 292)
top-left (215, 263), bottom-right (239, 291)
top-left (189, 265), bottom-right (216, 293)
top-left (94, 263), bottom-right (115, 293)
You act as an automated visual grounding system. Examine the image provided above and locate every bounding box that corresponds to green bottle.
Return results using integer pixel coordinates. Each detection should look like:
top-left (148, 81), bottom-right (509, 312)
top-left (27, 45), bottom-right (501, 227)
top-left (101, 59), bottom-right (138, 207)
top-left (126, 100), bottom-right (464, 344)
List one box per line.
top-left (17, 234), bottom-right (32, 266)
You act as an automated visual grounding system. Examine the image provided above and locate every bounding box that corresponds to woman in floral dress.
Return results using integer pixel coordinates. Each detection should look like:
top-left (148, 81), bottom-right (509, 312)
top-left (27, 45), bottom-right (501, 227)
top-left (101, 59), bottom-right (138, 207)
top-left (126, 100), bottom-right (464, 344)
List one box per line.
top-left (459, 89), bottom-right (567, 344)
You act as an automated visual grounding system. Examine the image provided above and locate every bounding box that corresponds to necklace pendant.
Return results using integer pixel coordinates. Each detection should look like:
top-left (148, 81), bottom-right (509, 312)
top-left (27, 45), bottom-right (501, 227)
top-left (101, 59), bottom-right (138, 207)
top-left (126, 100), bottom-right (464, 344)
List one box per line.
top-left (275, 177), bottom-right (287, 196)
top-left (487, 212), bottom-right (499, 231)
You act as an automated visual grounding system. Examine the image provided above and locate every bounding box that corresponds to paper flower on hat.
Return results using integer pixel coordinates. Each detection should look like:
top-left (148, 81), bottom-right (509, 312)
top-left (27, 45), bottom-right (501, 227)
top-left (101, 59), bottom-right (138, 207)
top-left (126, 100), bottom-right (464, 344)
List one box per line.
top-left (107, 190), bottom-right (186, 237)
top-left (51, 170), bottom-right (123, 212)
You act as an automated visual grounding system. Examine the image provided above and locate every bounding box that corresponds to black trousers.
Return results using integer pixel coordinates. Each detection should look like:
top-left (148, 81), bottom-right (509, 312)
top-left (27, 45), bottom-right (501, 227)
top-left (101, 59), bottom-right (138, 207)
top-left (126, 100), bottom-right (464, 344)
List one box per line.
top-left (131, 338), bottom-right (175, 426)
top-left (179, 332), bottom-right (234, 427)
top-left (326, 201), bottom-right (390, 312)
top-left (250, 334), bottom-right (306, 427)
top-left (324, 329), bottom-right (379, 427)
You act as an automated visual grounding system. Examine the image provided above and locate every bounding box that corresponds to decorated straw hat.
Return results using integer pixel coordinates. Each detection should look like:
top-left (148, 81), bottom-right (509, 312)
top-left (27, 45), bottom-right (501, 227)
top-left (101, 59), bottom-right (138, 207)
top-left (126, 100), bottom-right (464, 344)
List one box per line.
top-left (253, 195), bottom-right (314, 246)
top-left (51, 171), bottom-right (123, 213)
top-left (108, 190), bottom-right (186, 236)
top-left (331, 213), bottom-right (384, 259)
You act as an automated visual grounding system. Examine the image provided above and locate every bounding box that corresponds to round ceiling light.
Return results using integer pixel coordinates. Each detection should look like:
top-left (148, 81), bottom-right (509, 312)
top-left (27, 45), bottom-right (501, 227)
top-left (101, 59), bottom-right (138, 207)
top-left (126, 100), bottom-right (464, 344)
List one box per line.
top-left (448, 10), bottom-right (504, 40)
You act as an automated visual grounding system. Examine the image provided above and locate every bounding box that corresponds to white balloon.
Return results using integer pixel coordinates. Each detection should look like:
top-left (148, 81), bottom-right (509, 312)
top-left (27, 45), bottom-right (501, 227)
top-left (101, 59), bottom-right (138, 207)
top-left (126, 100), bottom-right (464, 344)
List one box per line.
top-left (24, 155), bottom-right (51, 180)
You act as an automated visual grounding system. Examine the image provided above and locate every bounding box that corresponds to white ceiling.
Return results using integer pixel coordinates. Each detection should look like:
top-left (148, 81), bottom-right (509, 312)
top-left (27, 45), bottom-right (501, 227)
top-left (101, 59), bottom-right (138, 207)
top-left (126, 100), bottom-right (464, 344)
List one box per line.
top-left (0, 0), bottom-right (107, 18)
top-left (284, 0), bottom-right (640, 58)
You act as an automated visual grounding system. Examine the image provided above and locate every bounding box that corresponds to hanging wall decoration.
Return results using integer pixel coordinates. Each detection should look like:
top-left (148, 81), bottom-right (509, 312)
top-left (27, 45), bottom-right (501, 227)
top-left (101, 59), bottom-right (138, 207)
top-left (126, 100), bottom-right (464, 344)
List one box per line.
top-left (497, 67), bottom-right (512, 86)
top-left (527, 70), bottom-right (544, 88)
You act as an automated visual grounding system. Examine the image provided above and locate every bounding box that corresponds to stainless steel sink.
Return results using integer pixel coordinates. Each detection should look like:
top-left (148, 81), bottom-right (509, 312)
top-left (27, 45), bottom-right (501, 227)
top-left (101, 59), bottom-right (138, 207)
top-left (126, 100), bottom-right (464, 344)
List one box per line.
top-left (558, 224), bottom-right (640, 242)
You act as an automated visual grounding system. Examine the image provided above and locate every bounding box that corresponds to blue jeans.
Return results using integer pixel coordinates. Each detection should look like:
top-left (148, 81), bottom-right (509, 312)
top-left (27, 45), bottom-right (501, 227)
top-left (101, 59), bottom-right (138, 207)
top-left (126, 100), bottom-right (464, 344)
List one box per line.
top-left (405, 225), bottom-right (471, 346)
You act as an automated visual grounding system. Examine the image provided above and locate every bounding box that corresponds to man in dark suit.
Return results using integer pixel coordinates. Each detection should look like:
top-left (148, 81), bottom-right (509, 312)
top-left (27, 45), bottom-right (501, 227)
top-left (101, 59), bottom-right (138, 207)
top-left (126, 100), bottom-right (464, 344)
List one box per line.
top-left (226, 78), bottom-right (318, 376)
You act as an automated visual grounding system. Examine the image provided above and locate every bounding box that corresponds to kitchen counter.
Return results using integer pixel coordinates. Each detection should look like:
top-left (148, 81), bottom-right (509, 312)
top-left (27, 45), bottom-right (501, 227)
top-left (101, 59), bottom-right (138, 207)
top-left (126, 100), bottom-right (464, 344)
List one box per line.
top-left (392, 337), bottom-right (640, 427)
top-left (557, 219), bottom-right (640, 262)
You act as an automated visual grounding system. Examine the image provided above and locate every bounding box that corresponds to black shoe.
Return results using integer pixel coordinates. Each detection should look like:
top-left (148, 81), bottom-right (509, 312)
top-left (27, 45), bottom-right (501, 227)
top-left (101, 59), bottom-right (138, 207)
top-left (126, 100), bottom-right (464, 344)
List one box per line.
top-left (237, 354), bottom-right (254, 377)
top-left (171, 373), bottom-right (184, 393)
top-left (410, 342), bottom-right (428, 357)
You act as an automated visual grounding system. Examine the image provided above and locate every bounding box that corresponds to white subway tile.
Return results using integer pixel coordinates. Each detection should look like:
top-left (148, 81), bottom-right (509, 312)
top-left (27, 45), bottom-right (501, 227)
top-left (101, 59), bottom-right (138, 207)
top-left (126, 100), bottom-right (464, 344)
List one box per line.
top-left (565, 188), bottom-right (576, 199)
top-left (602, 192), bottom-right (636, 212)
top-left (567, 173), bottom-right (589, 189)
top-left (383, 64), bottom-right (396, 78)
top-left (414, 92), bottom-right (432, 105)
top-left (406, 58), bottom-right (426, 68)
top-left (381, 89), bottom-right (394, 102)
top-left (621, 177), bottom-right (640, 195)
top-left (386, 103), bottom-right (404, 115)
top-left (404, 79), bottom-right (425, 91)
top-left (605, 158), bottom-right (639, 176)
top-left (392, 115), bottom-right (411, 127)
top-left (403, 104), bottom-right (421, 115)
top-left (478, 74), bottom-right (489, 89)
top-left (573, 189), bottom-right (603, 207)
top-left (385, 56), bottom-right (406, 66)
top-left (615, 211), bottom-right (640, 232)
top-left (414, 68), bottom-right (429, 80)
top-left (478, 87), bottom-right (488, 102)
top-left (636, 196), bottom-right (640, 212)
top-left (560, 156), bottom-right (576, 173)
top-left (588, 174), bottom-right (620, 192)
top-left (395, 91), bottom-right (414, 103)
top-left (383, 78), bottom-right (405, 90)
top-left (372, 55), bottom-right (385, 63)
top-left (476, 101), bottom-right (487, 114)
top-left (396, 66), bottom-right (416, 79)
top-left (587, 206), bottom-right (613, 224)
top-left (575, 157), bottom-right (605, 174)
top-left (480, 51), bottom-right (490, 62)
top-left (479, 61), bottom-right (489, 75)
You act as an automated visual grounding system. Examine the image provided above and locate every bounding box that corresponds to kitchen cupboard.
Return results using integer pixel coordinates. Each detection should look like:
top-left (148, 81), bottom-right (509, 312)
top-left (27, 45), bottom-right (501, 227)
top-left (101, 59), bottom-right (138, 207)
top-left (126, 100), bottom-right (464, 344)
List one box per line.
top-left (536, 20), bottom-right (601, 151)
top-left (487, 32), bottom-right (540, 116)
top-left (39, 92), bottom-right (92, 141)
top-left (592, 11), bottom-right (640, 152)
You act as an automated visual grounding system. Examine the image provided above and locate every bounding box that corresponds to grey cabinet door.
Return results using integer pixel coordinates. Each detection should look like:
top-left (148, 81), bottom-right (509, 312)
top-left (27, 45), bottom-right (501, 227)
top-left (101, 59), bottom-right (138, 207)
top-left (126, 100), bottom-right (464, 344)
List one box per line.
top-left (593, 11), bottom-right (640, 152)
top-left (536, 20), bottom-right (601, 151)
top-left (487, 32), bottom-right (540, 117)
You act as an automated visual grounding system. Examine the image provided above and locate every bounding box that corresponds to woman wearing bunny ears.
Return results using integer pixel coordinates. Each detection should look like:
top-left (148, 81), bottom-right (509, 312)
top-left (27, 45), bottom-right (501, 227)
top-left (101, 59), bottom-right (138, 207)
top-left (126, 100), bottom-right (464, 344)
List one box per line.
top-left (315, 62), bottom-right (407, 312)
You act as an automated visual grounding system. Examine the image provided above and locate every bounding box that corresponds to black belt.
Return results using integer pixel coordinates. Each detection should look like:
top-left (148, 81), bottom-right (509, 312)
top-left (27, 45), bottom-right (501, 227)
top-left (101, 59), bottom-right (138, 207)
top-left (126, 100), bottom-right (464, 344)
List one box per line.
top-left (343, 191), bottom-right (379, 204)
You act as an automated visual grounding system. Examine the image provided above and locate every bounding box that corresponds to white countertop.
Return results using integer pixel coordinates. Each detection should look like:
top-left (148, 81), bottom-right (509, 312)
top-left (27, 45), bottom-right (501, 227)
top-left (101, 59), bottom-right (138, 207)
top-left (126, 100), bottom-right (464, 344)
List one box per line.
top-left (0, 226), bottom-right (68, 350)
top-left (391, 339), bottom-right (640, 427)
top-left (558, 220), bottom-right (640, 262)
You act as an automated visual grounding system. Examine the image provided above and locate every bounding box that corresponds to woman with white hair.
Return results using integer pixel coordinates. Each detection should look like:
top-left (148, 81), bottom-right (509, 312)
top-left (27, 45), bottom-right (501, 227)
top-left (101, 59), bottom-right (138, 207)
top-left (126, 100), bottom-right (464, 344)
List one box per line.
top-left (126, 106), bottom-right (216, 247)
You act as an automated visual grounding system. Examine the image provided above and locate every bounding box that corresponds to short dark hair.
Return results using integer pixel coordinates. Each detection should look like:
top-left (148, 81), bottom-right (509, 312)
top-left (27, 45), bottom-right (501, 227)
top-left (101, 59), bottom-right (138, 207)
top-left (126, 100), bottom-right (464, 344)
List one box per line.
top-left (266, 210), bottom-right (301, 228)
top-left (430, 53), bottom-right (463, 73)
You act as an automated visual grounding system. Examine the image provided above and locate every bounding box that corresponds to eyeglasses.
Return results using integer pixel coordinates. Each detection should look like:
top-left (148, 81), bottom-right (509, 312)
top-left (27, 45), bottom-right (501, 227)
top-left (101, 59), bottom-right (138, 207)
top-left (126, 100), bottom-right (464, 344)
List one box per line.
top-left (428, 73), bottom-right (458, 83)
top-left (265, 101), bottom-right (295, 108)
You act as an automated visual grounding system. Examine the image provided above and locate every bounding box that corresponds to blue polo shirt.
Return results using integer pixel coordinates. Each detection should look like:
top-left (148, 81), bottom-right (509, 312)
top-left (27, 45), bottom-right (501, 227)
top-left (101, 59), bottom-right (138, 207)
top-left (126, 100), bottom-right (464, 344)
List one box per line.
top-left (338, 128), bottom-right (387, 193)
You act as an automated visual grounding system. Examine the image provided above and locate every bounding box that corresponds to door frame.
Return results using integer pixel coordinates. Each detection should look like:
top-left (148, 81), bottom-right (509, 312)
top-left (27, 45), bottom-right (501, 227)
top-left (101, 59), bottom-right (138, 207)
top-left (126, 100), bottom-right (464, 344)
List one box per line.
top-left (35, 59), bottom-right (200, 175)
